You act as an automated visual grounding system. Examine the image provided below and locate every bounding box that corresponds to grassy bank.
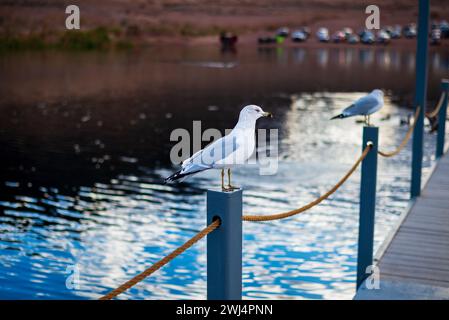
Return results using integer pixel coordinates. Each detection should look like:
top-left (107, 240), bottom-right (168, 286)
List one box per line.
top-left (0, 21), bottom-right (246, 52)
top-left (0, 27), bottom-right (134, 52)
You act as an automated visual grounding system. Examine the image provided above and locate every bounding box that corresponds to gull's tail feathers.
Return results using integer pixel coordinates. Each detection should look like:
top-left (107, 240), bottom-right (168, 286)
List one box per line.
top-left (164, 164), bottom-right (210, 184)
top-left (331, 103), bottom-right (357, 120)
top-left (164, 169), bottom-right (196, 184)
top-left (330, 113), bottom-right (346, 120)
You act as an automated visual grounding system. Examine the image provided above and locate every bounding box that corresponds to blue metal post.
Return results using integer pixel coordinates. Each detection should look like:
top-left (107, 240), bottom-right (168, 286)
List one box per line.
top-left (436, 79), bottom-right (449, 158)
top-left (356, 126), bottom-right (378, 289)
top-left (411, 0), bottom-right (429, 198)
top-left (207, 188), bottom-right (242, 300)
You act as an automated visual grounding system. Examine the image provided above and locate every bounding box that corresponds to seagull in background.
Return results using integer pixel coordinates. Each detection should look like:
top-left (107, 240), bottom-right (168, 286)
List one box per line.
top-left (331, 89), bottom-right (384, 126)
top-left (165, 105), bottom-right (273, 191)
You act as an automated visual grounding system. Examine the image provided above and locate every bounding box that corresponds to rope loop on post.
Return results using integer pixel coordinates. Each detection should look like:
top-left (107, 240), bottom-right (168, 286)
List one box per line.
top-left (426, 92), bottom-right (446, 118)
top-left (242, 145), bottom-right (372, 222)
top-left (378, 106), bottom-right (421, 158)
top-left (99, 218), bottom-right (221, 300)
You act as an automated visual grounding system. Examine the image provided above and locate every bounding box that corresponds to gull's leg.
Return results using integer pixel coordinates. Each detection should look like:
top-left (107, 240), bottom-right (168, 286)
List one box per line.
top-left (227, 168), bottom-right (237, 190)
top-left (364, 114), bottom-right (370, 127)
top-left (221, 169), bottom-right (226, 191)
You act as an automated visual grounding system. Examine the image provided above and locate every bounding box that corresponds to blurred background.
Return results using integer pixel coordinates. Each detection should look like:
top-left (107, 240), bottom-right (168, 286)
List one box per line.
top-left (0, 1), bottom-right (448, 299)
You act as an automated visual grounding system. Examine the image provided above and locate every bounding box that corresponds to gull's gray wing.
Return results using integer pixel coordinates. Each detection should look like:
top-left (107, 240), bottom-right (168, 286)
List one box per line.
top-left (181, 134), bottom-right (239, 170)
top-left (343, 94), bottom-right (380, 116)
top-left (165, 134), bottom-right (240, 183)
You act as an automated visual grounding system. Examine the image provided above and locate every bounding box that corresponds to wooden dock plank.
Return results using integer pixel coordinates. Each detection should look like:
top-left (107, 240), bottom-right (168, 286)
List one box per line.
top-left (380, 255), bottom-right (449, 270)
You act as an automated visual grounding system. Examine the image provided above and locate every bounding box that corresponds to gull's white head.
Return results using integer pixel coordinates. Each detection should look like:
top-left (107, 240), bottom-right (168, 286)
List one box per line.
top-left (238, 105), bottom-right (273, 123)
top-left (372, 89), bottom-right (384, 97)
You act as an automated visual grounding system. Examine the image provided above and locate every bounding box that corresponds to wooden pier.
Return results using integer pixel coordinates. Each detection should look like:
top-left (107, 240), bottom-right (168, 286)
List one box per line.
top-left (355, 150), bottom-right (449, 300)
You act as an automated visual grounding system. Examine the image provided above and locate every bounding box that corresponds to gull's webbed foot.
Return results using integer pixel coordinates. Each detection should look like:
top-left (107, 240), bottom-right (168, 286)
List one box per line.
top-left (225, 185), bottom-right (239, 191)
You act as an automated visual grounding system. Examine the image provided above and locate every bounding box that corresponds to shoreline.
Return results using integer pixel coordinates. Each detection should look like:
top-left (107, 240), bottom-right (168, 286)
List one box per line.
top-left (2, 1), bottom-right (449, 51)
top-left (152, 33), bottom-right (449, 51)
top-left (2, 31), bottom-right (449, 52)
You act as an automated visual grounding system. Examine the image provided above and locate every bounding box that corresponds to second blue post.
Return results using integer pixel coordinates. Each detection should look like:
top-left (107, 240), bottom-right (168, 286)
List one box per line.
top-left (207, 188), bottom-right (242, 300)
top-left (410, 0), bottom-right (429, 198)
top-left (356, 126), bottom-right (378, 289)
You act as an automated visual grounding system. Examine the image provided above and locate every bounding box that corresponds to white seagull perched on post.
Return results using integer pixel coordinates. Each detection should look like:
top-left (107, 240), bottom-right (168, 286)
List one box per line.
top-left (165, 105), bottom-right (273, 191)
top-left (331, 89), bottom-right (384, 126)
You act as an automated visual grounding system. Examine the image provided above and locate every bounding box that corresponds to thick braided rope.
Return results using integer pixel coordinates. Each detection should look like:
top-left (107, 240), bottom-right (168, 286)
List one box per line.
top-left (242, 145), bottom-right (372, 222)
top-left (99, 219), bottom-right (220, 300)
top-left (426, 92), bottom-right (446, 118)
top-left (378, 106), bottom-right (421, 158)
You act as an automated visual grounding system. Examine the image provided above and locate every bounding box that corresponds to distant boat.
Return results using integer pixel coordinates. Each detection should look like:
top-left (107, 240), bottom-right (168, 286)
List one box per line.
top-left (291, 30), bottom-right (307, 42)
top-left (220, 31), bottom-right (238, 52)
top-left (316, 28), bottom-right (330, 42)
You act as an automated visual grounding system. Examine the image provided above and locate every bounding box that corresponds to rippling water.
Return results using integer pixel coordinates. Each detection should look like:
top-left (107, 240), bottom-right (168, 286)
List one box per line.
top-left (0, 45), bottom-right (448, 299)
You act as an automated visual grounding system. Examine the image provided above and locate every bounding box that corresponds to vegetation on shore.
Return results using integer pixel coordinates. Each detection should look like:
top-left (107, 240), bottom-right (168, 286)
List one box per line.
top-left (0, 22), bottom-right (245, 52)
top-left (0, 27), bottom-right (134, 52)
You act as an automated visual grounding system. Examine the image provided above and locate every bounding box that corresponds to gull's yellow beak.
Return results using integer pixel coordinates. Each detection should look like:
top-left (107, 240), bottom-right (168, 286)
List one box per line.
top-left (263, 112), bottom-right (273, 118)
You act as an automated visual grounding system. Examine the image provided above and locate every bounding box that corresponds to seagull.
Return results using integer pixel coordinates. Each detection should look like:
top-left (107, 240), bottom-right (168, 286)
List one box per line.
top-left (165, 105), bottom-right (273, 191)
top-left (331, 89), bottom-right (384, 126)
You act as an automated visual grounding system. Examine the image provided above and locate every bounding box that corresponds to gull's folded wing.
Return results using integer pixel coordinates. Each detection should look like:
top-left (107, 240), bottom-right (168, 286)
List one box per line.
top-left (181, 134), bottom-right (240, 170)
top-left (343, 94), bottom-right (379, 116)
